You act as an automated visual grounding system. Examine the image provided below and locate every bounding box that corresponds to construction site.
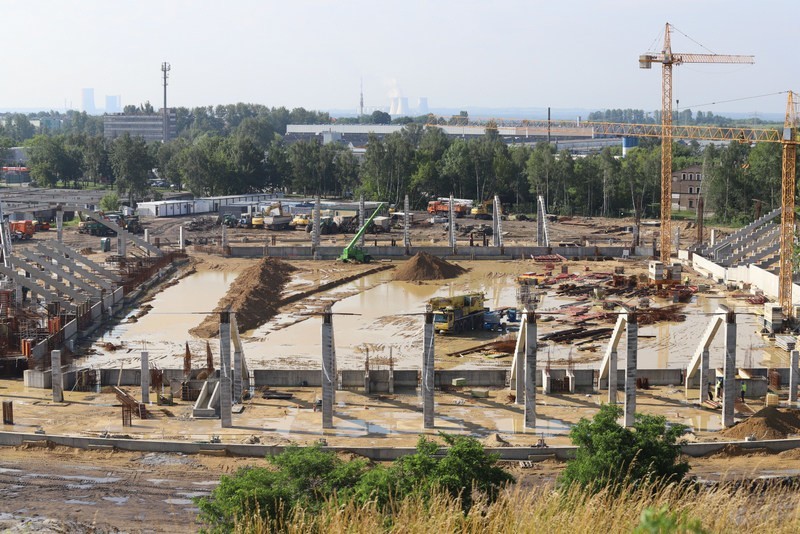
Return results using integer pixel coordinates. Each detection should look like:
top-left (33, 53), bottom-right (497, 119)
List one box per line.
top-left (3, 23), bottom-right (800, 533)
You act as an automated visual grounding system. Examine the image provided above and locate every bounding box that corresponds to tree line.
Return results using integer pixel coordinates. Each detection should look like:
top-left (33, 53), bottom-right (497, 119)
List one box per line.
top-left (2, 103), bottom-right (789, 224)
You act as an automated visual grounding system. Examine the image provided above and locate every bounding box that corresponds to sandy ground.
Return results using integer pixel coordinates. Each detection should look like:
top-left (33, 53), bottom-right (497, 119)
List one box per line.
top-left (0, 211), bottom-right (791, 531)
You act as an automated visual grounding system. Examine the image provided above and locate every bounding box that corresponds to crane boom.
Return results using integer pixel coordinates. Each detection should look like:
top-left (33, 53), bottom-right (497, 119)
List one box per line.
top-left (641, 22), bottom-right (754, 263)
top-left (339, 202), bottom-right (384, 263)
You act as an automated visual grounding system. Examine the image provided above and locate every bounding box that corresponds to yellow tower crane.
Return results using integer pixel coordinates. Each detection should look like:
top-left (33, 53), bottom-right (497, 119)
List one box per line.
top-left (638, 22), bottom-right (754, 263)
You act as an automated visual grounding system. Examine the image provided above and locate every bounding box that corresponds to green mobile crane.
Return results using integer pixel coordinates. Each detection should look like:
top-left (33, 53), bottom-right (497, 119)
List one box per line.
top-left (339, 202), bottom-right (384, 263)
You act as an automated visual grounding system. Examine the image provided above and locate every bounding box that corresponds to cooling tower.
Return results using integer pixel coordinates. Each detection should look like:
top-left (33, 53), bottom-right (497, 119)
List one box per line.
top-left (416, 97), bottom-right (429, 114)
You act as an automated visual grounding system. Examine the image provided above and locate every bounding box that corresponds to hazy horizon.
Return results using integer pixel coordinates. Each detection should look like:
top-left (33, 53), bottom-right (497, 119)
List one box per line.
top-left (2, 1), bottom-right (797, 119)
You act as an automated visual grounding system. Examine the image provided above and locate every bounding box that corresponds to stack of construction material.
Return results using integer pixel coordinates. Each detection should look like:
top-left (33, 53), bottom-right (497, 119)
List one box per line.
top-left (648, 261), bottom-right (665, 283)
top-left (670, 262), bottom-right (682, 282)
top-left (775, 335), bottom-right (796, 351)
top-left (764, 303), bottom-right (784, 332)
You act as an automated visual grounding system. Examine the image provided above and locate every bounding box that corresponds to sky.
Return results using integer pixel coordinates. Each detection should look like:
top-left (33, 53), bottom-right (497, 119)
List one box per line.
top-left (3, 0), bottom-right (799, 118)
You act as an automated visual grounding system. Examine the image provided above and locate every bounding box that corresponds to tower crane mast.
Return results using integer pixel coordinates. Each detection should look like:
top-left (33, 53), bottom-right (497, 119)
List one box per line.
top-left (639, 22), bottom-right (754, 263)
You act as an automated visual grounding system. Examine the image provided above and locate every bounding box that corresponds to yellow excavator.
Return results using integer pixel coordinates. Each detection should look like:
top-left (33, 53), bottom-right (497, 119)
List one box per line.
top-left (470, 200), bottom-right (493, 220)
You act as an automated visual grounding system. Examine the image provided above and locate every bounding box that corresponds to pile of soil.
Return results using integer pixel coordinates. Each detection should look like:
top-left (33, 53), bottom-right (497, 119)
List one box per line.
top-left (393, 252), bottom-right (466, 281)
top-left (719, 406), bottom-right (800, 440)
top-left (707, 444), bottom-right (770, 458)
top-left (190, 258), bottom-right (296, 338)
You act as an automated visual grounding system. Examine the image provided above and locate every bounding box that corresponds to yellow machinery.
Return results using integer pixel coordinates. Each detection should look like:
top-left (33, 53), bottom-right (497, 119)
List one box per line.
top-left (471, 200), bottom-right (492, 220)
top-left (290, 213), bottom-right (311, 230)
top-left (428, 292), bottom-right (485, 334)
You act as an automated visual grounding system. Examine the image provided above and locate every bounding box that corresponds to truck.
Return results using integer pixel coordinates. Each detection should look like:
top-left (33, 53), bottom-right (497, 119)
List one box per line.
top-left (428, 292), bottom-right (486, 334)
top-left (471, 200), bottom-right (493, 220)
top-left (427, 200), bottom-right (468, 218)
top-left (9, 220), bottom-right (34, 240)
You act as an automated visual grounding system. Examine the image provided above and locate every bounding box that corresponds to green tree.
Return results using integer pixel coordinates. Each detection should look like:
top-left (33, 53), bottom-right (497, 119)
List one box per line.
top-left (559, 404), bottom-right (689, 493)
top-left (370, 110), bottom-right (391, 124)
top-left (109, 134), bottom-right (153, 204)
top-left (100, 192), bottom-right (121, 212)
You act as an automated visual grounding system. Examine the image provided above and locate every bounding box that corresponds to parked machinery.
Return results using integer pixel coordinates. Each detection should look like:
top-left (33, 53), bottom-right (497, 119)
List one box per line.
top-left (428, 292), bottom-right (486, 334)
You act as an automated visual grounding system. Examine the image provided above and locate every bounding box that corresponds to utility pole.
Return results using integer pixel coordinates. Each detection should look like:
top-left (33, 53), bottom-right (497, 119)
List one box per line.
top-left (161, 62), bottom-right (171, 143)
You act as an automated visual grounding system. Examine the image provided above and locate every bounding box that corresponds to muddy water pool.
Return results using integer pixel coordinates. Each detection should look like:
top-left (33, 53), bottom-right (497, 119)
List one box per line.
top-left (76, 262), bottom-right (772, 372)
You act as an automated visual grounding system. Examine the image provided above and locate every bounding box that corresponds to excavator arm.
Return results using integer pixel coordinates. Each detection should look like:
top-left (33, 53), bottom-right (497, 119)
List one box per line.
top-left (339, 203), bottom-right (384, 262)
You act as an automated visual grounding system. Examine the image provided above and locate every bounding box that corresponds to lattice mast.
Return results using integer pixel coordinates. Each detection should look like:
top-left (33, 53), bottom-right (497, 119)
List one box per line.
top-left (639, 22), bottom-right (754, 262)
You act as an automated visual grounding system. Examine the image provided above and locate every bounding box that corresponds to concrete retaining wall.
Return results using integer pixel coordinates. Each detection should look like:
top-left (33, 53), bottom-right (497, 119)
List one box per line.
top-left (252, 245), bottom-right (637, 261)
top-left (0, 430), bottom-right (797, 461)
top-left (252, 370), bottom-right (321, 387)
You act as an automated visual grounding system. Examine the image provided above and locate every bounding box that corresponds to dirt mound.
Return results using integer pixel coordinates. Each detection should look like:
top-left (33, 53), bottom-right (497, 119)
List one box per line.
top-left (393, 252), bottom-right (466, 281)
top-left (707, 444), bottom-right (771, 458)
top-left (190, 258), bottom-right (296, 338)
top-left (778, 448), bottom-right (800, 459)
top-left (719, 407), bottom-right (800, 441)
top-left (481, 433), bottom-right (511, 447)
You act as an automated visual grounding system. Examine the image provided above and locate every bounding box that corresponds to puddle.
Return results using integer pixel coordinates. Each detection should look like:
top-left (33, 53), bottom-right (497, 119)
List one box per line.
top-left (102, 496), bottom-right (129, 505)
top-left (164, 498), bottom-right (193, 505)
top-left (0, 467), bottom-right (21, 474)
top-left (191, 481), bottom-right (219, 486)
top-left (65, 499), bottom-right (96, 505)
top-left (177, 491), bottom-right (209, 498)
top-left (73, 265), bottom-right (773, 374)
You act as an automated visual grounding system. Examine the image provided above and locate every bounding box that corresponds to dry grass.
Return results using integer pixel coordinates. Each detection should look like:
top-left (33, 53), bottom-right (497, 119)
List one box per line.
top-left (233, 480), bottom-right (800, 534)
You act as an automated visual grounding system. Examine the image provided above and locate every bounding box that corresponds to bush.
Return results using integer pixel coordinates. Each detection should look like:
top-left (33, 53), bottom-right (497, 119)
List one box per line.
top-left (99, 192), bottom-right (120, 212)
top-left (559, 404), bottom-right (689, 492)
top-left (197, 435), bottom-right (514, 531)
top-left (196, 445), bottom-right (369, 533)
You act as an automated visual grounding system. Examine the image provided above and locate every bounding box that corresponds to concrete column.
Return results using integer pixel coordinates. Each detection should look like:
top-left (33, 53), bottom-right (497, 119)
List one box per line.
top-left (514, 316), bottom-right (526, 405)
top-left (790, 350), bottom-right (799, 404)
top-left (364, 348), bottom-right (370, 394)
top-left (51, 350), bottom-right (63, 403)
top-left (144, 229), bottom-right (149, 244)
top-left (221, 224), bottom-right (228, 250)
top-left (219, 311), bottom-right (232, 428)
top-left (232, 315), bottom-right (243, 404)
top-left (624, 312), bottom-right (638, 428)
top-left (710, 229), bottom-right (717, 247)
top-left (55, 206), bottom-right (63, 243)
top-left (423, 310), bottom-right (435, 429)
top-left (118, 232), bottom-right (126, 257)
top-left (404, 195), bottom-right (411, 254)
top-left (321, 307), bottom-right (335, 429)
top-left (312, 196), bottom-right (321, 251)
top-left (179, 226), bottom-right (184, 252)
top-left (722, 309), bottom-right (736, 428)
top-left (388, 346), bottom-right (395, 394)
top-left (359, 195), bottom-right (366, 248)
top-left (608, 350), bottom-right (618, 404)
top-left (493, 195), bottom-right (502, 248)
top-left (448, 194), bottom-right (456, 253)
top-left (524, 310), bottom-right (537, 429)
top-left (140, 351), bottom-right (150, 404)
top-left (699, 350), bottom-right (710, 403)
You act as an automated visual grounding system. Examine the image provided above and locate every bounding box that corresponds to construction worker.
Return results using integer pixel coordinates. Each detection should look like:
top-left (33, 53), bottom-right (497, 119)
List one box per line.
top-left (741, 381), bottom-right (747, 403)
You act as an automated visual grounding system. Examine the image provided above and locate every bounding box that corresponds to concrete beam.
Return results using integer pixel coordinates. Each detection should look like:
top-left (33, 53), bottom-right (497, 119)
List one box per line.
top-left (0, 265), bottom-right (68, 310)
top-left (8, 256), bottom-right (85, 303)
top-left (59, 206), bottom-right (163, 257)
top-left (36, 243), bottom-right (114, 291)
top-left (17, 249), bottom-right (102, 297)
top-left (685, 311), bottom-right (724, 393)
top-left (45, 241), bottom-right (122, 282)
